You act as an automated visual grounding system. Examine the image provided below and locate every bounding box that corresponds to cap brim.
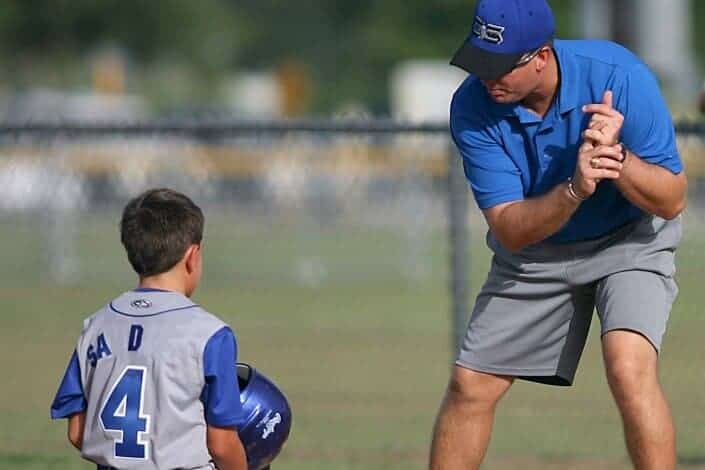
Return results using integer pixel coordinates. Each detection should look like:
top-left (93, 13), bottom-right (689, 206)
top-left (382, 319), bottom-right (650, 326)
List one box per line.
top-left (450, 42), bottom-right (523, 81)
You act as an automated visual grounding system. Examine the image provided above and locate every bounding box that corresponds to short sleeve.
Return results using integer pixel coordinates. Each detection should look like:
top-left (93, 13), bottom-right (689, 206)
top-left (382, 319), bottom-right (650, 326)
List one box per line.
top-left (450, 98), bottom-right (524, 209)
top-left (50, 350), bottom-right (87, 419)
top-left (617, 65), bottom-right (682, 174)
top-left (200, 326), bottom-right (243, 427)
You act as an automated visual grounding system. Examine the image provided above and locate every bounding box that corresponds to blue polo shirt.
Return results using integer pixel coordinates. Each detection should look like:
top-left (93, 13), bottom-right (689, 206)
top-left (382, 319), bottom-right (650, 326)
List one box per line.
top-left (450, 39), bottom-right (682, 243)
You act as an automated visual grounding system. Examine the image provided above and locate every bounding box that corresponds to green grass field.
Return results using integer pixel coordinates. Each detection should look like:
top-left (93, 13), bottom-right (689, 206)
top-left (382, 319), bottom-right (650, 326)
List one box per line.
top-left (1, 211), bottom-right (704, 469)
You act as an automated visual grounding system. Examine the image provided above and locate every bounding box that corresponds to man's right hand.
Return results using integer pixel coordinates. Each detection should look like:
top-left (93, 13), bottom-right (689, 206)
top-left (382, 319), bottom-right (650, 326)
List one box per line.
top-left (571, 141), bottom-right (624, 199)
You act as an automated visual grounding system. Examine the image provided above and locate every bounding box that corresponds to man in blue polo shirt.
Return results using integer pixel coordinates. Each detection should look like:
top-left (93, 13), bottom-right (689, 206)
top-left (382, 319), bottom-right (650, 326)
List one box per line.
top-left (429, 1), bottom-right (686, 469)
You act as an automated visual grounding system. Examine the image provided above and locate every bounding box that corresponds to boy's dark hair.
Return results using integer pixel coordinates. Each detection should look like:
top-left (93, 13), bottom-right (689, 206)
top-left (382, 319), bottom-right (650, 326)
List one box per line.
top-left (120, 188), bottom-right (204, 277)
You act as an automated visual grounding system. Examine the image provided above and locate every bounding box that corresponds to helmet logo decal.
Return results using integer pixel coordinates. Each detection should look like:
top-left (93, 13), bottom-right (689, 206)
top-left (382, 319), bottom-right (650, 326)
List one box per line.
top-left (257, 411), bottom-right (282, 439)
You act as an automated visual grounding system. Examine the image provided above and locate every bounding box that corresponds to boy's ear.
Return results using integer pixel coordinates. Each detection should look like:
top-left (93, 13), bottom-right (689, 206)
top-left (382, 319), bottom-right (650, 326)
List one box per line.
top-left (183, 244), bottom-right (201, 273)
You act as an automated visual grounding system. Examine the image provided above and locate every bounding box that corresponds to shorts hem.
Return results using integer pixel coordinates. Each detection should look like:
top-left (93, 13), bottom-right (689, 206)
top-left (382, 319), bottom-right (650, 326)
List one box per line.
top-left (600, 326), bottom-right (661, 352)
top-left (455, 358), bottom-right (560, 378)
top-left (455, 359), bottom-right (574, 386)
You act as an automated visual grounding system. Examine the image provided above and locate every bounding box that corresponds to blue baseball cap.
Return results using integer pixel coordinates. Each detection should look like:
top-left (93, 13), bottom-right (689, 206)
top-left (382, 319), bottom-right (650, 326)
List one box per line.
top-left (450, 0), bottom-right (555, 80)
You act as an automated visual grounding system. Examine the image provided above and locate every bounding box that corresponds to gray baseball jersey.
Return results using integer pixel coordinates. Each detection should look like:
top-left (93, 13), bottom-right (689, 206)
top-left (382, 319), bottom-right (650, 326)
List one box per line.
top-left (51, 288), bottom-right (243, 469)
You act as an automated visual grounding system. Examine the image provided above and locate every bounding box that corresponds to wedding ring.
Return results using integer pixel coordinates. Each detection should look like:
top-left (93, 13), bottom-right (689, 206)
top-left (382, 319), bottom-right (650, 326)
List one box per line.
top-left (590, 157), bottom-right (600, 169)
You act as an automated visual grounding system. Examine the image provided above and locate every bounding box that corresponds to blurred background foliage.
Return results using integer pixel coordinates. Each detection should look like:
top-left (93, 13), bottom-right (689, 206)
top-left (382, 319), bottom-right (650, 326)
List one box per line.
top-left (0, 0), bottom-right (701, 114)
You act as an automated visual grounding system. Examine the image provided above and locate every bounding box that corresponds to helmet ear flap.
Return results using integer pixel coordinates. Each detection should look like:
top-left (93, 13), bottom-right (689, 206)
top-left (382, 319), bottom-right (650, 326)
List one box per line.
top-left (235, 363), bottom-right (292, 470)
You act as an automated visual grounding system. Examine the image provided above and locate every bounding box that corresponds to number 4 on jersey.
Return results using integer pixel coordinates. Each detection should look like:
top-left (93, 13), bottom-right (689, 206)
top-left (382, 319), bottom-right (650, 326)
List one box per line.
top-left (100, 366), bottom-right (150, 459)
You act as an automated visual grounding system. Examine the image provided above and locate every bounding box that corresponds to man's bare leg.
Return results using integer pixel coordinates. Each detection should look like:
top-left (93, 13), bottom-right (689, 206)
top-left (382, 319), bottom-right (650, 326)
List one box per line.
top-left (602, 330), bottom-right (676, 470)
top-left (429, 366), bottom-right (513, 470)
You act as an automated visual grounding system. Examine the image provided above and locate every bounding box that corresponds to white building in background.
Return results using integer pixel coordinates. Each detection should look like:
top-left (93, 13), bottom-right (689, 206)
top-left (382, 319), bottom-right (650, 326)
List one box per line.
top-left (389, 60), bottom-right (466, 122)
top-left (222, 72), bottom-right (283, 118)
top-left (0, 88), bottom-right (148, 122)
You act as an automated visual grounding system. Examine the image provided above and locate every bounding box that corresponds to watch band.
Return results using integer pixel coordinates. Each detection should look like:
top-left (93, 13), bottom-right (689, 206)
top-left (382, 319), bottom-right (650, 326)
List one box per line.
top-left (618, 143), bottom-right (628, 163)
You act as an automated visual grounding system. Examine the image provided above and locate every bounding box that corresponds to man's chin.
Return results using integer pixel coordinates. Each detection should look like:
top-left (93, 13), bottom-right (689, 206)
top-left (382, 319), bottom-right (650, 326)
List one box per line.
top-left (489, 93), bottom-right (515, 104)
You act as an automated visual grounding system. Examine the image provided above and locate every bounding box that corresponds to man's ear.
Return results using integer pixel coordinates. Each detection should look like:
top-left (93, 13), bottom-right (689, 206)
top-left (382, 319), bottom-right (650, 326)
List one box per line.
top-left (183, 244), bottom-right (201, 274)
top-left (535, 47), bottom-right (551, 72)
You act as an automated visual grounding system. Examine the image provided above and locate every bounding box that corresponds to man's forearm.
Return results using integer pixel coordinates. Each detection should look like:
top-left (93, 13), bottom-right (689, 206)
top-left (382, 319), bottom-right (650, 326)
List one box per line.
top-left (487, 181), bottom-right (581, 252)
top-left (614, 150), bottom-right (686, 219)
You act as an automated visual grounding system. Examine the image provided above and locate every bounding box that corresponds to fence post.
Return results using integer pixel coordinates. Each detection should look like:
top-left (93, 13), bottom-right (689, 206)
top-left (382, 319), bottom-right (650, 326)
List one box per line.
top-left (446, 141), bottom-right (470, 357)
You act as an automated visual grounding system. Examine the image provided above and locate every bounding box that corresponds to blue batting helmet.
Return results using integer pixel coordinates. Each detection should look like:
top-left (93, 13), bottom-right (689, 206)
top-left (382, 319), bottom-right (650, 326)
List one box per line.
top-left (236, 363), bottom-right (292, 470)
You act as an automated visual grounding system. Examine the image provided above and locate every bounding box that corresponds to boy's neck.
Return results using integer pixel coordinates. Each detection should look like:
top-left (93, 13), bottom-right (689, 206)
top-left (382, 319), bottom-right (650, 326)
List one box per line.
top-left (138, 274), bottom-right (190, 297)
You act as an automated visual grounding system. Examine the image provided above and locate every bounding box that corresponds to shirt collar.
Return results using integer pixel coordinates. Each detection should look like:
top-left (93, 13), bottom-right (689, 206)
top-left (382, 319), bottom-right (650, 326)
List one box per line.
top-left (553, 40), bottom-right (579, 115)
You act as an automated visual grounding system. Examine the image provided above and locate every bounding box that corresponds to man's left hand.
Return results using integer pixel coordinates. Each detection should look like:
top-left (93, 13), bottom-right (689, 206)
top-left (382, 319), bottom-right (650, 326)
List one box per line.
top-left (582, 90), bottom-right (624, 147)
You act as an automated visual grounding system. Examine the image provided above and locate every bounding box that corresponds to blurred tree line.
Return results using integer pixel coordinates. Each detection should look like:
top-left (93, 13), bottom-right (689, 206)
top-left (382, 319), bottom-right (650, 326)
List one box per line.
top-left (0, 0), bottom-right (702, 115)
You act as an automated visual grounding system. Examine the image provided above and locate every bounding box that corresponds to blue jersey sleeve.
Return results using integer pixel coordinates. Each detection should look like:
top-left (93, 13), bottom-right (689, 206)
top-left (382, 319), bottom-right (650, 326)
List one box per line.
top-left (201, 326), bottom-right (243, 427)
top-left (450, 94), bottom-right (524, 210)
top-left (50, 350), bottom-right (87, 419)
top-left (617, 64), bottom-right (682, 174)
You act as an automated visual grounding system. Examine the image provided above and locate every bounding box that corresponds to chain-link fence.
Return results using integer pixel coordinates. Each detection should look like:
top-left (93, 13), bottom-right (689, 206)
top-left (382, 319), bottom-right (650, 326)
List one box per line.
top-left (1, 119), bottom-right (704, 347)
top-left (0, 121), bottom-right (471, 353)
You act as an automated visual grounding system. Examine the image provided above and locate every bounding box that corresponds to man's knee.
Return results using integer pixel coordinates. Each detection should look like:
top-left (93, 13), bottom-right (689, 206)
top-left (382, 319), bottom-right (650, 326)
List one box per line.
top-left (605, 354), bottom-right (660, 409)
top-left (606, 357), bottom-right (648, 389)
top-left (444, 366), bottom-right (512, 412)
top-left (603, 331), bottom-right (659, 401)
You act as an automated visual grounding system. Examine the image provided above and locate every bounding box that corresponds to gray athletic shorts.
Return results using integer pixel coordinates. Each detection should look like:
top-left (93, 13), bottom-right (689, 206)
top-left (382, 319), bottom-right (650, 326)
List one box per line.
top-left (456, 215), bottom-right (682, 386)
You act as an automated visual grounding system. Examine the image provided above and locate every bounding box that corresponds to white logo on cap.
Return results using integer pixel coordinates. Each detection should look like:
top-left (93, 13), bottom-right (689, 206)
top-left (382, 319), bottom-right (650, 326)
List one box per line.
top-left (472, 16), bottom-right (504, 44)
